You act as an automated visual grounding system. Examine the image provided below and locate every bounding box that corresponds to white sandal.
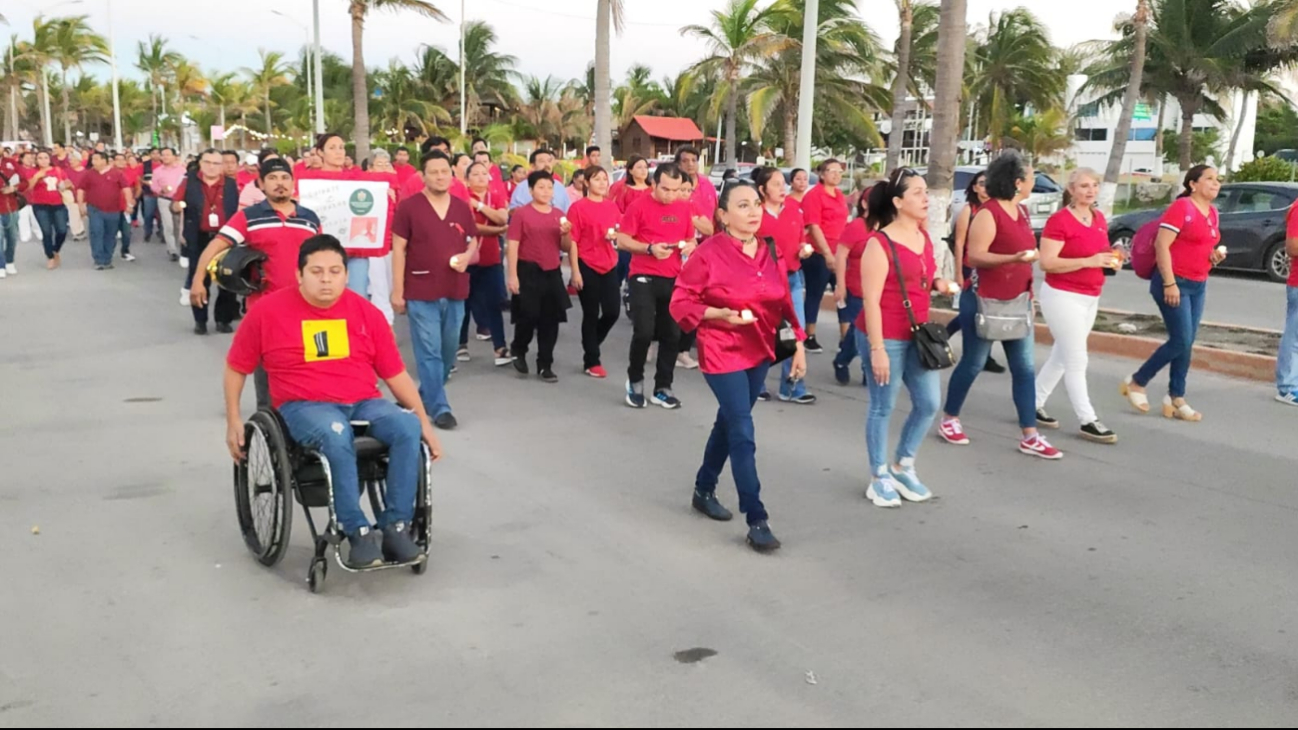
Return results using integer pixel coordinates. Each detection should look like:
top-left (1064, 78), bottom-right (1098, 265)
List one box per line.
top-left (1162, 396), bottom-right (1202, 422)
top-left (1120, 376), bottom-right (1149, 414)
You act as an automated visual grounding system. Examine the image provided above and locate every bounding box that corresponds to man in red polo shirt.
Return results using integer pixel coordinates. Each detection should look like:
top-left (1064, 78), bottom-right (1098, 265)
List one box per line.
top-left (113, 151), bottom-right (139, 262)
top-left (391, 150), bottom-right (480, 431)
top-left (225, 234), bottom-right (442, 568)
top-left (76, 151), bottom-right (133, 269)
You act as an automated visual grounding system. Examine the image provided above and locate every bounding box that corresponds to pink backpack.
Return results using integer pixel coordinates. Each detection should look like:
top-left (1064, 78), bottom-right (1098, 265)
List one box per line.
top-left (1129, 217), bottom-right (1162, 280)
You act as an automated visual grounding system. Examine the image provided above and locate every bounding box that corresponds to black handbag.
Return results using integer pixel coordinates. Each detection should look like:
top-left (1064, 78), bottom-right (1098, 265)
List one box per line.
top-left (764, 236), bottom-right (799, 364)
top-left (880, 232), bottom-right (954, 371)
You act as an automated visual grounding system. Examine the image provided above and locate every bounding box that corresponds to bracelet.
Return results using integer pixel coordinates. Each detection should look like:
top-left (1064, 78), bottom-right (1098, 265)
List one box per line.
top-left (1163, 282), bottom-right (1177, 289)
top-left (870, 344), bottom-right (886, 353)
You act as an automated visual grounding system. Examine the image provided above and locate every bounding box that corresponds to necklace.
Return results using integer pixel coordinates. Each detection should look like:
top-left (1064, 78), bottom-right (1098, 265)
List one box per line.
top-left (1070, 205), bottom-right (1093, 226)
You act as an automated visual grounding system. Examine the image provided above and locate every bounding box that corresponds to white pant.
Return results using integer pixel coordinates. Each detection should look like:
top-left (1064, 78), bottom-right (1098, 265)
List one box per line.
top-left (368, 253), bottom-right (394, 324)
top-left (18, 205), bottom-right (36, 241)
top-left (62, 190), bottom-right (84, 236)
top-left (157, 198), bottom-right (180, 255)
top-left (1036, 282), bottom-right (1100, 425)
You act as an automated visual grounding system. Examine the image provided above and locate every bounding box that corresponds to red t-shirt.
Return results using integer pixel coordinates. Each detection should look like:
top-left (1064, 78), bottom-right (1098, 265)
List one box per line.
top-left (691, 176), bottom-right (718, 217)
top-left (0, 159), bottom-right (19, 215)
top-left (855, 231), bottom-right (937, 341)
top-left (611, 181), bottom-right (653, 213)
top-left (468, 187), bottom-right (507, 267)
top-left (621, 195), bottom-right (695, 279)
top-left (758, 202), bottom-right (806, 274)
top-left (507, 203), bottom-right (565, 271)
top-left (400, 173), bottom-right (469, 202)
top-left (566, 197), bottom-right (620, 274)
top-left (1158, 197), bottom-right (1221, 283)
top-left (392, 193), bottom-right (478, 301)
top-left (236, 170), bottom-right (257, 191)
top-left (802, 184), bottom-right (849, 248)
top-left (839, 218), bottom-right (871, 298)
top-left (974, 202), bottom-right (1036, 300)
top-left (1042, 208), bottom-right (1110, 297)
top-left (393, 162), bottom-right (418, 185)
top-left (23, 167), bottom-right (68, 206)
top-left (226, 288), bottom-right (404, 410)
top-left (670, 233), bottom-right (806, 374)
top-left (217, 201), bottom-right (323, 307)
top-left (1286, 203), bottom-right (1298, 287)
top-left (78, 167), bottom-right (130, 213)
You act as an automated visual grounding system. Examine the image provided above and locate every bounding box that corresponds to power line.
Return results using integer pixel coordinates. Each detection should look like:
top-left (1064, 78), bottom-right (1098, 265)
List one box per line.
top-left (478, 0), bottom-right (689, 28)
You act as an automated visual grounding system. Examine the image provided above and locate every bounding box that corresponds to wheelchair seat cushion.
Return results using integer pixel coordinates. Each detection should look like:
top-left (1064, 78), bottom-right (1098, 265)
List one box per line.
top-left (352, 435), bottom-right (389, 461)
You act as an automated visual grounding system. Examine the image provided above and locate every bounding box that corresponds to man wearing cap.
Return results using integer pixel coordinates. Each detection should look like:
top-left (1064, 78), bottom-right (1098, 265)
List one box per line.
top-left (191, 157), bottom-right (322, 405)
top-left (237, 153), bottom-right (259, 191)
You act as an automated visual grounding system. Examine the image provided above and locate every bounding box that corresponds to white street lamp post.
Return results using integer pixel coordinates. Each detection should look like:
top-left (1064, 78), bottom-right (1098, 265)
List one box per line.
top-left (312, 0), bottom-right (324, 135)
top-left (107, 0), bottom-right (123, 149)
top-left (794, 0), bottom-right (818, 168)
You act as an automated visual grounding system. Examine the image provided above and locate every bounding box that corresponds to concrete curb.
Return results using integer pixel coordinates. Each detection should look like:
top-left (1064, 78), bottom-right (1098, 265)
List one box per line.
top-left (817, 293), bottom-right (1278, 384)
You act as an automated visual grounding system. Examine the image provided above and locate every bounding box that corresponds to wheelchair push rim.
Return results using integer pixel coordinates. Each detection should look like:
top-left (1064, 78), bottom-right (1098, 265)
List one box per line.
top-left (234, 411), bottom-right (294, 566)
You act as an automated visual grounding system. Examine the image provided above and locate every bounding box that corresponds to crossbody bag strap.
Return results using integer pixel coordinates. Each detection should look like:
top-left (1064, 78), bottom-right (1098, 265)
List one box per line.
top-left (879, 231), bottom-right (921, 333)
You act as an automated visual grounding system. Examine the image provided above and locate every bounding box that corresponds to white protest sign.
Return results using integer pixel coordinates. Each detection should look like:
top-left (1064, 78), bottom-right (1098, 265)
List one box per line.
top-left (298, 179), bottom-right (391, 251)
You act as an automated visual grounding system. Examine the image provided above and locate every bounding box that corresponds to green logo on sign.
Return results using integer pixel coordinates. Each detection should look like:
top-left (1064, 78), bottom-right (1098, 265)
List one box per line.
top-left (349, 189), bottom-right (374, 215)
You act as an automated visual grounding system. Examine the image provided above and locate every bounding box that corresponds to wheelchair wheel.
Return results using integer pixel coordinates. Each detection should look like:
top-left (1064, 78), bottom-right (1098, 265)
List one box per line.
top-left (307, 558), bottom-right (327, 593)
top-left (234, 410), bottom-right (295, 567)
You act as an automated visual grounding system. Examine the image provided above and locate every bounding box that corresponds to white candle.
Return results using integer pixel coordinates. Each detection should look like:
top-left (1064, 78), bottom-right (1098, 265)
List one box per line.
top-left (740, 309), bottom-right (754, 322)
top-left (1022, 249), bottom-right (1038, 262)
top-left (948, 282), bottom-right (961, 295)
top-left (679, 241), bottom-right (689, 250)
top-left (559, 216), bottom-right (568, 226)
top-left (803, 243), bottom-right (814, 256)
top-left (606, 227), bottom-right (616, 238)
top-left (449, 255), bottom-right (461, 268)
top-left (1216, 245), bottom-right (1227, 256)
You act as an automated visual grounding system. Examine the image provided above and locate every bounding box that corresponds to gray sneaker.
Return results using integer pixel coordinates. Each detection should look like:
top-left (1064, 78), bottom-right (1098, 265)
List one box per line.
top-left (382, 522), bottom-right (423, 564)
top-left (346, 527), bottom-right (384, 569)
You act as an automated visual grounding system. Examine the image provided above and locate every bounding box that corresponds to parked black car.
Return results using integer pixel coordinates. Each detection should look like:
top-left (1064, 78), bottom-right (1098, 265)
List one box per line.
top-left (1106, 182), bottom-right (1296, 282)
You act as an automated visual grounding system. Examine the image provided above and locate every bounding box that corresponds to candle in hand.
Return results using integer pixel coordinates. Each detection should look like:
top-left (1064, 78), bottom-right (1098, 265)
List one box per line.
top-left (740, 309), bottom-right (755, 322)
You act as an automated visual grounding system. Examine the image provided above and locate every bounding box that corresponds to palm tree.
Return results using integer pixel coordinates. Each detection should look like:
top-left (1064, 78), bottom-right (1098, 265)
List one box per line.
top-left (459, 20), bottom-right (518, 128)
top-left (968, 8), bottom-right (1064, 149)
top-left (49, 16), bottom-right (108, 147)
top-left (886, 0), bottom-right (917, 172)
top-left (136, 34), bottom-right (181, 136)
top-left (208, 72), bottom-right (240, 134)
top-left (1006, 107), bottom-right (1073, 161)
top-left (348, 0), bottom-right (448, 162)
top-left (517, 74), bottom-right (565, 147)
top-left (683, 0), bottom-right (782, 170)
top-left (594, 0), bottom-right (624, 161)
top-left (372, 60), bottom-right (450, 139)
top-left (927, 0), bottom-right (969, 276)
top-left (245, 50), bottom-right (292, 138)
top-left (31, 17), bottom-right (60, 145)
top-left (1099, 0), bottom-right (1151, 212)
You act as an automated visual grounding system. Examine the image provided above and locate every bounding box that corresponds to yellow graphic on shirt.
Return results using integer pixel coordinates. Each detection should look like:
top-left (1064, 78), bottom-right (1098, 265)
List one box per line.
top-left (301, 320), bottom-right (350, 362)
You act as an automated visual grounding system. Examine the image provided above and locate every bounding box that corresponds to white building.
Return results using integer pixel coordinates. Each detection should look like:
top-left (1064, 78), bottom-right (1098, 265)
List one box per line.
top-left (1064, 74), bottom-right (1257, 176)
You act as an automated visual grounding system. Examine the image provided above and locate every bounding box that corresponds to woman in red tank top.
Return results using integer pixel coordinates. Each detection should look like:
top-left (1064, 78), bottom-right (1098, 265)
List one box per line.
top-left (857, 169), bottom-right (957, 507)
top-left (940, 151), bottom-right (1063, 460)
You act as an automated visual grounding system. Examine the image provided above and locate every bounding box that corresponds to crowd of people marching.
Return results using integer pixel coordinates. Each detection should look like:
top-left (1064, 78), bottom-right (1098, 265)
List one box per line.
top-left (3, 134), bottom-right (1295, 554)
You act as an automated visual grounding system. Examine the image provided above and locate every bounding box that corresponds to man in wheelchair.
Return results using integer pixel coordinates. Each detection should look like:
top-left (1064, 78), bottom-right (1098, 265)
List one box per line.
top-left (224, 234), bottom-right (444, 569)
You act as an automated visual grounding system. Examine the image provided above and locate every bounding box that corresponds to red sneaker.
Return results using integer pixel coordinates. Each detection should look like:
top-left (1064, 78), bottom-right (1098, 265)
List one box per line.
top-left (585, 365), bottom-right (608, 379)
top-left (938, 418), bottom-right (970, 445)
top-left (1019, 434), bottom-right (1063, 460)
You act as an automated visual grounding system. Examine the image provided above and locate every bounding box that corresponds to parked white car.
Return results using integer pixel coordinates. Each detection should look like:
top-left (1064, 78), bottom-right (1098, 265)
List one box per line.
top-left (946, 165), bottom-right (1063, 232)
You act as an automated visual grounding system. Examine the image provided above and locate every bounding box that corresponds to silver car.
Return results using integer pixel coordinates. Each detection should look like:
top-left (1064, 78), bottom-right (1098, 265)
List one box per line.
top-left (947, 165), bottom-right (1063, 232)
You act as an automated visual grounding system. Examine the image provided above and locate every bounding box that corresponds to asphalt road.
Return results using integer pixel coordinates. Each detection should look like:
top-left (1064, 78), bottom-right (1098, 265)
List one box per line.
top-left (2, 237), bottom-right (1297, 727)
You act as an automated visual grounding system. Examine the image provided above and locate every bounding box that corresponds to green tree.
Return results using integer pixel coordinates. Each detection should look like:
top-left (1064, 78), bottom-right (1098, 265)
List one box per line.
top-left (49, 15), bottom-right (107, 145)
top-left (135, 34), bottom-right (181, 136)
top-left (968, 8), bottom-right (1064, 149)
top-left (244, 49), bottom-right (292, 137)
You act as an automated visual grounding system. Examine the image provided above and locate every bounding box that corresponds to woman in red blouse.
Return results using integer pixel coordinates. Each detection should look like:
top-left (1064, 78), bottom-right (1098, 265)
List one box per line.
top-left (459, 161), bottom-right (511, 366)
top-left (611, 155), bottom-right (652, 288)
top-left (753, 165), bottom-right (814, 404)
top-left (669, 181), bottom-right (807, 553)
top-left (857, 169), bottom-right (956, 507)
top-left (25, 150), bottom-right (74, 269)
top-left (941, 150), bottom-right (1062, 460)
top-left (801, 159), bottom-right (849, 353)
top-left (566, 166), bottom-right (622, 378)
top-left (506, 171), bottom-right (575, 383)
top-left (1036, 168), bottom-right (1122, 443)
top-left (1123, 165), bottom-right (1226, 421)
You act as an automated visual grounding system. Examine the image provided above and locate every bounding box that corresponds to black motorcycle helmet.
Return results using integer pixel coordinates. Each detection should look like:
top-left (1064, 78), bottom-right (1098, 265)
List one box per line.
top-left (208, 246), bottom-right (267, 296)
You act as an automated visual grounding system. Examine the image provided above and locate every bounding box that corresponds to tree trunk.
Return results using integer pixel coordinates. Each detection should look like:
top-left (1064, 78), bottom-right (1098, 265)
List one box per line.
top-left (1224, 90), bottom-right (1249, 176)
top-left (351, 6), bottom-right (372, 163)
top-left (594, 0), bottom-right (613, 159)
top-left (240, 112), bottom-right (248, 148)
top-left (39, 73), bottom-right (54, 147)
top-left (886, 1), bottom-right (914, 173)
top-left (1154, 94), bottom-right (1166, 177)
top-left (61, 68), bottom-right (72, 146)
top-left (725, 64), bottom-right (739, 169)
top-left (265, 91), bottom-right (272, 139)
top-left (926, 0), bottom-right (968, 279)
top-left (1178, 99), bottom-right (1196, 171)
top-left (1099, 0), bottom-right (1149, 214)
top-left (783, 107), bottom-right (796, 165)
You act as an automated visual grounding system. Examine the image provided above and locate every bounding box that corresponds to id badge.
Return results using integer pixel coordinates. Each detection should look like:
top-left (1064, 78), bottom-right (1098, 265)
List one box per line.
top-left (208, 212), bottom-right (219, 228)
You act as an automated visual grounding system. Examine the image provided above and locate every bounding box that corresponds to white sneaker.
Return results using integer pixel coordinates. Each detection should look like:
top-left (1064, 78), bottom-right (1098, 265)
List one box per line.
top-left (180, 288), bottom-right (190, 306)
top-left (179, 256), bottom-right (189, 269)
top-left (4, 264), bottom-right (15, 275)
top-left (122, 253), bottom-right (137, 262)
top-left (677, 352), bottom-right (699, 370)
top-left (0, 268), bottom-right (6, 279)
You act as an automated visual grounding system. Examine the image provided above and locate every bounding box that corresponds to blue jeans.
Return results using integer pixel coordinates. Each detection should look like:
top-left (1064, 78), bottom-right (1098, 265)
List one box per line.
top-left (779, 271), bottom-right (808, 398)
top-left (1279, 286), bottom-right (1298, 395)
top-left (697, 362), bottom-right (772, 525)
top-left (141, 195), bottom-right (158, 239)
top-left (407, 298), bottom-right (465, 418)
top-left (801, 252), bottom-right (835, 328)
top-left (458, 263), bottom-right (508, 350)
top-left (278, 399), bottom-right (421, 536)
top-left (32, 204), bottom-right (68, 259)
top-left (858, 333), bottom-right (942, 475)
top-left (117, 212), bottom-right (131, 255)
top-left (1134, 271), bottom-right (1207, 398)
top-left (87, 205), bottom-right (120, 265)
top-left (943, 294), bottom-right (1038, 429)
top-left (0, 211), bottom-right (17, 265)
top-left (833, 293), bottom-right (865, 369)
top-left (347, 256), bottom-right (370, 297)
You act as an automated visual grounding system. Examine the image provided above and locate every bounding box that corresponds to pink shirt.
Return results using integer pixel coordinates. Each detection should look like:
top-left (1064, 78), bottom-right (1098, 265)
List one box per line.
top-left (150, 163), bottom-right (187, 198)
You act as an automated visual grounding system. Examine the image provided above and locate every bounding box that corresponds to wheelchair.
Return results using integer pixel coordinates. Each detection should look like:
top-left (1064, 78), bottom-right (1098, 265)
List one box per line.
top-left (233, 408), bottom-right (433, 593)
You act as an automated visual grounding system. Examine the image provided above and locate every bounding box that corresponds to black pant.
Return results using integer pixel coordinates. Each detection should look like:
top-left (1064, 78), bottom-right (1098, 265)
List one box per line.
top-left (801, 251), bottom-right (835, 328)
top-left (577, 261), bottom-right (621, 369)
top-left (512, 313), bottom-right (560, 370)
top-left (511, 262), bottom-right (566, 370)
top-left (187, 231), bottom-right (238, 325)
top-left (627, 274), bottom-right (680, 391)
